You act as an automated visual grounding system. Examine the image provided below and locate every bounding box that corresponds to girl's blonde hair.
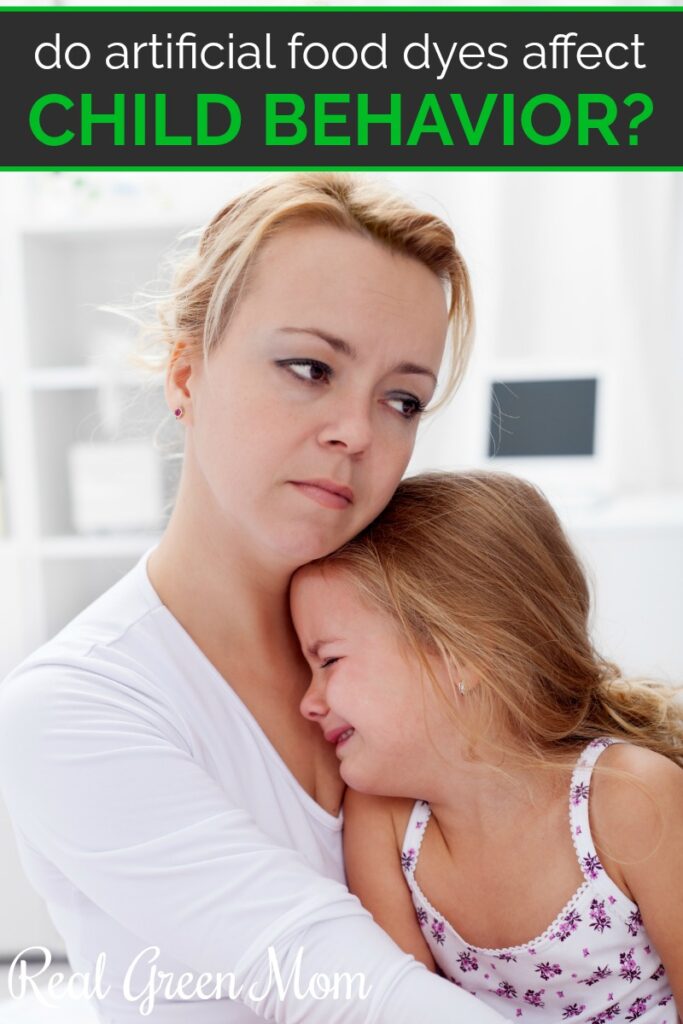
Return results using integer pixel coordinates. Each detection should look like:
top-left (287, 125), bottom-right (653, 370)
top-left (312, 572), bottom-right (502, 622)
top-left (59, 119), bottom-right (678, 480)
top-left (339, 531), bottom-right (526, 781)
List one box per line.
top-left (144, 172), bottom-right (474, 407)
top-left (316, 471), bottom-right (683, 770)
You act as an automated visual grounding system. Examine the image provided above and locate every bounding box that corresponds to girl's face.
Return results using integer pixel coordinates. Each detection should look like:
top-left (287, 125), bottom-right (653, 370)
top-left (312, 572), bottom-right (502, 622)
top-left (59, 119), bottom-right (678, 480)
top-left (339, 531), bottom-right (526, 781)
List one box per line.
top-left (172, 221), bottom-right (449, 571)
top-left (291, 566), bottom-right (458, 796)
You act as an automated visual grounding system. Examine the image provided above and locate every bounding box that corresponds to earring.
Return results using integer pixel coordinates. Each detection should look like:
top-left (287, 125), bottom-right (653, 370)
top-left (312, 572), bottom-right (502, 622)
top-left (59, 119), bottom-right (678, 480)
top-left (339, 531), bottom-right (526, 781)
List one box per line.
top-left (173, 407), bottom-right (184, 419)
top-left (458, 681), bottom-right (466, 696)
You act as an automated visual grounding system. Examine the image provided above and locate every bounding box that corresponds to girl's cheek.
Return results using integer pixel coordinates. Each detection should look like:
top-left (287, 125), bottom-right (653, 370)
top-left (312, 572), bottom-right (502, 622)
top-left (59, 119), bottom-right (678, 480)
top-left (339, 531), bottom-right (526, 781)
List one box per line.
top-left (326, 676), bottom-right (344, 708)
top-left (330, 672), bottom-right (362, 711)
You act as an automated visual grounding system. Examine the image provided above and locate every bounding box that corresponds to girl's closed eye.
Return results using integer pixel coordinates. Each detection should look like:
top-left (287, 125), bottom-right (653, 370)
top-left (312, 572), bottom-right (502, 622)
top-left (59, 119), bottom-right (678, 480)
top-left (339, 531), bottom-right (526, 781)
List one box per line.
top-left (321, 656), bottom-right (341, 669)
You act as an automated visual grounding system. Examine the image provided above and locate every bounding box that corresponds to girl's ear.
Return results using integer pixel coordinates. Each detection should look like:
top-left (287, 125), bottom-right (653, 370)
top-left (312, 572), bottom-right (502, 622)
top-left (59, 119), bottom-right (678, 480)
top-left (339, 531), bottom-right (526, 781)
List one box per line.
top-left (443, 656), bottom-right (481, 698)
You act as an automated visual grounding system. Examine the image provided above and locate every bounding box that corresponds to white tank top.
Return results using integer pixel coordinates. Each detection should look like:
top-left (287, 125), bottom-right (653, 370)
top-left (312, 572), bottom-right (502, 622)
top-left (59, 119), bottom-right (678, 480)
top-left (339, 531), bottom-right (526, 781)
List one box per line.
top-left (401, 737), bottom-right (676, 1023)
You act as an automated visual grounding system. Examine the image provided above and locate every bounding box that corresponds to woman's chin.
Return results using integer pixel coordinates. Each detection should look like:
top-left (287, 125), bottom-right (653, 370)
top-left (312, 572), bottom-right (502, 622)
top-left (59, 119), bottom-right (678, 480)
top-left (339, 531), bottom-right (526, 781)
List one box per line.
top-left (275, 527), bottom-right (358, 569)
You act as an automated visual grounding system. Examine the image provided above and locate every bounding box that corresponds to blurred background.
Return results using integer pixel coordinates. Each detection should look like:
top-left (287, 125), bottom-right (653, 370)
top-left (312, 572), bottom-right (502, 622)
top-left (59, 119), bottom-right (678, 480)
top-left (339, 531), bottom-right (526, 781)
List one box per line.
top-left (0, 168), bottom-right (681, 1000)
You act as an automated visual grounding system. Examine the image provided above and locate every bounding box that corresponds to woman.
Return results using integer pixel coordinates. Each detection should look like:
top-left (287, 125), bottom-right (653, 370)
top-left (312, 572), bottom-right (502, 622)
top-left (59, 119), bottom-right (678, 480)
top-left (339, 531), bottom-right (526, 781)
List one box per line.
top-left (0, 174), bottom-right (507, 1023)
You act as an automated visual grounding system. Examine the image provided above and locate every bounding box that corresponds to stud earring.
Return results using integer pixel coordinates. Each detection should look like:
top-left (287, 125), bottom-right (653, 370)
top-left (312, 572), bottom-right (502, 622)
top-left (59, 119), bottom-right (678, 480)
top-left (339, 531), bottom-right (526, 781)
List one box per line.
top-left (173, 407), bottom-right (184, 419)
top-left (458, 681), bottom-right (466, 696)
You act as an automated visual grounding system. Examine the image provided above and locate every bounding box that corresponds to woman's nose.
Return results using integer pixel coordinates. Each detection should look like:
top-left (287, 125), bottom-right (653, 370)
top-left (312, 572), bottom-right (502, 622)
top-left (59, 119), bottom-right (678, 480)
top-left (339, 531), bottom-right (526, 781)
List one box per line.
top-left (300, 678), bottom-right (329, 721)
top-left (317, 396), bottom-right (374, 456)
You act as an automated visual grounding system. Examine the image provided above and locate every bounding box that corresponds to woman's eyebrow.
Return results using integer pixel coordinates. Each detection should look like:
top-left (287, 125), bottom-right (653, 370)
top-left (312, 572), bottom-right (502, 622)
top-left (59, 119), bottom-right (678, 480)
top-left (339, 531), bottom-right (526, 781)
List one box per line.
top-left (279, 325), bottom-right (354, 358)
top-left (395, 361), bottom-right (438, 387)
top-left (277, 326), bottom-right (438, 386)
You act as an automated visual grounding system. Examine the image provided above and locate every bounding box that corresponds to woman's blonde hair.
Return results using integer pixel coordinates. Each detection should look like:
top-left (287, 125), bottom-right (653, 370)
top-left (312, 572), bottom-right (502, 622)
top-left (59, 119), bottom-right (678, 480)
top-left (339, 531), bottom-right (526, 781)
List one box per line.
top-left (142, 172), bottom-right (474, 407)
top-left (314, 471), bottom-right (683, 770)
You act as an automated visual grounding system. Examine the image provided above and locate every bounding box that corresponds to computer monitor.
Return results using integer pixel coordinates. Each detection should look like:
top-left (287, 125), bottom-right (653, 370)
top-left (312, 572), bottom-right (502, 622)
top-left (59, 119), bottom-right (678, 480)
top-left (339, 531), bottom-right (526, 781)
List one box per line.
top-left (484, 371), bottom-right (611, 506)
top-left (488, 378), bottom-right (597, 458)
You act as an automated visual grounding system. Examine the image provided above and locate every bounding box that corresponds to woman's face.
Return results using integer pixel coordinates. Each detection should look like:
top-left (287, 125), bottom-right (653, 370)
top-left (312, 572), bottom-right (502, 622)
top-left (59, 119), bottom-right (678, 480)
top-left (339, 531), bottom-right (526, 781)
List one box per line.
top-left (174, 221), bottom-right (449, 569)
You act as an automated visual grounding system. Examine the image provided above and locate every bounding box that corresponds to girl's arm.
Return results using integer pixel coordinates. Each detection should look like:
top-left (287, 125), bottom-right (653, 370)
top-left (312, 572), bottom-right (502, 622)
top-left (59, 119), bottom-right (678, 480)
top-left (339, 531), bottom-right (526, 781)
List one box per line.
top-left (343, 787), bottom-right (436, 970)
top-left (0, 661), bottom-right (509, 1024)
top-left (593, 744), bottom-right (683, 1012)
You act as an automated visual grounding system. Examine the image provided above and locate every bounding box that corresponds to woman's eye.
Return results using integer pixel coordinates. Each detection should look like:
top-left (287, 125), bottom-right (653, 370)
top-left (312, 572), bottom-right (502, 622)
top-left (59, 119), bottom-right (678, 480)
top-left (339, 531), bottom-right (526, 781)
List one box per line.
top-left (277, 359), bottom-right (333, 385)
top-left (321, 657), bottom-right (340, 669)
top-left (386, 394), bottom-right (426, 420)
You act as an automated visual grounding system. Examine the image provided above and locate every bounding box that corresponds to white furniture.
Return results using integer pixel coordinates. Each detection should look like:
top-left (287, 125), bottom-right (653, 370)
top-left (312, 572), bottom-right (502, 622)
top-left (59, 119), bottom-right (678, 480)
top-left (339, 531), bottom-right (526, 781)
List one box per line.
top-left (0, 172), bottom-right (259, 679)
top-left (0, 216), bottom-right (185, 674)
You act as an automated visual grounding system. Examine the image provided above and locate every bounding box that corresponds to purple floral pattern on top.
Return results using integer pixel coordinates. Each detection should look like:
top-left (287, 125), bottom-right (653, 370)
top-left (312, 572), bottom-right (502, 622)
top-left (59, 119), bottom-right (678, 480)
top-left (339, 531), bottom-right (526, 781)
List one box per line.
top-left (625, 997), bottom-right (651, 1021)
top-left (536, 963), bottom-right (562, 980)
top-left (493, 981), bottom-right (518, 999)
top-left (457, 949), bottom-right (479, 973)
top-left (572, 781), bottom-right (590, 805)
top-left (401, 848), bottom-right (416, 871)
top-left (619, 951), bottom-right (641, 983)
top-left (589, 900), bottom-right (612, 934)
top-left (583, 854), bottom-right (603, 880)
top-left (580, 966), bottom-right (613, 987)
top-left (431, 919), bottom-right (446, 946)
top-left (588, 1003), bottom-right (621, 1023)
top-left (626, 910), bottom-right (643, 937)
top-left (398, 738), bottom-right (674, 1022)
top-left (524, 989), bottom-right (546, 1007)
top-left (556, 909), bottom-right (582, 942)
top-left (562, 1003), bottom-right (587, 1019)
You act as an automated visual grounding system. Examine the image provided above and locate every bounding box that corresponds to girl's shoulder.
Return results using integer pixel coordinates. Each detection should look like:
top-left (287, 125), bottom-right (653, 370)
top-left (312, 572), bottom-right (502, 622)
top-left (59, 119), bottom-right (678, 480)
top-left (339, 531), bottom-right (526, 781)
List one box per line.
top-left (591, 739), bottom-right (683, 809)
top-left (588, 741), bottom-right (683, 979)
top-left (589, 741), bottom-right (683, 896)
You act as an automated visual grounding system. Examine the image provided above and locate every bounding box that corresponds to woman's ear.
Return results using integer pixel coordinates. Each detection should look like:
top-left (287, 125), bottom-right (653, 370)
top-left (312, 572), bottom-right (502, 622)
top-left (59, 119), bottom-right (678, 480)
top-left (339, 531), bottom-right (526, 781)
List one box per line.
top-left (165, 341), bottom-right (196, 420)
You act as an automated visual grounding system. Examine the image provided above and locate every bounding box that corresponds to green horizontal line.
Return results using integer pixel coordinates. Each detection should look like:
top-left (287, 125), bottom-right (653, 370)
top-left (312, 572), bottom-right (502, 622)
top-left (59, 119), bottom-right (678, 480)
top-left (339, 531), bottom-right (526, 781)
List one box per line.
top-left (2, 5), bottom-right (682, 11)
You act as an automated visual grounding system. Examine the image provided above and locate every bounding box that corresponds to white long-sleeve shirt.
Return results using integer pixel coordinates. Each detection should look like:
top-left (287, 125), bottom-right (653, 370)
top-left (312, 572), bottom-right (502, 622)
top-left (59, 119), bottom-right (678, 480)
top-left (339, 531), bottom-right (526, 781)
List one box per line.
top-left (0, 548), bottom-right (508, 1024)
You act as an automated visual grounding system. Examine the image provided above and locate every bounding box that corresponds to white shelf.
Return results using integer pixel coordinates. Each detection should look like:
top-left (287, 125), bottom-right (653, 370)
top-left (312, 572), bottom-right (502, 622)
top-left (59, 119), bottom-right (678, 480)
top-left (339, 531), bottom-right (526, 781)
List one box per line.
top-left (0, 178), bottom-right (182, 666)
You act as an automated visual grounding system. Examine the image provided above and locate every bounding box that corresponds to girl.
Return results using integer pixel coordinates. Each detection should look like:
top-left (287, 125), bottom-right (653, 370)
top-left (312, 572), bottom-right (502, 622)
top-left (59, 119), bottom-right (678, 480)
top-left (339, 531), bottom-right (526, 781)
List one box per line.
top-left (292, 470), bottom-right (683, 1024)
top-left (0, 176), bottom-right (509, 1023)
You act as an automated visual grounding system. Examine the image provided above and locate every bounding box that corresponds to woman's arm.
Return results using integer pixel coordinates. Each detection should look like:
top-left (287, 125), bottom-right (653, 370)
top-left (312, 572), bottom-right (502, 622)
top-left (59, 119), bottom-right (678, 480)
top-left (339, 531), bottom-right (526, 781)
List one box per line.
top-left (0, 661), bottom-right (508, 1024)
top-left (343, 788), bottom-right (436, 970)
top-left (593, 744), bottom-right (683, 1013)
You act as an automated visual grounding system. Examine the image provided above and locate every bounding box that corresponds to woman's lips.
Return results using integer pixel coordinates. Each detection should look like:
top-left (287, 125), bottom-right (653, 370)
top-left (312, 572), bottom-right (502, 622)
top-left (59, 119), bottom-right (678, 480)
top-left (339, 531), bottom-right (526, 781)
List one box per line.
top-left (290, 480), bottom-right (353, 510)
